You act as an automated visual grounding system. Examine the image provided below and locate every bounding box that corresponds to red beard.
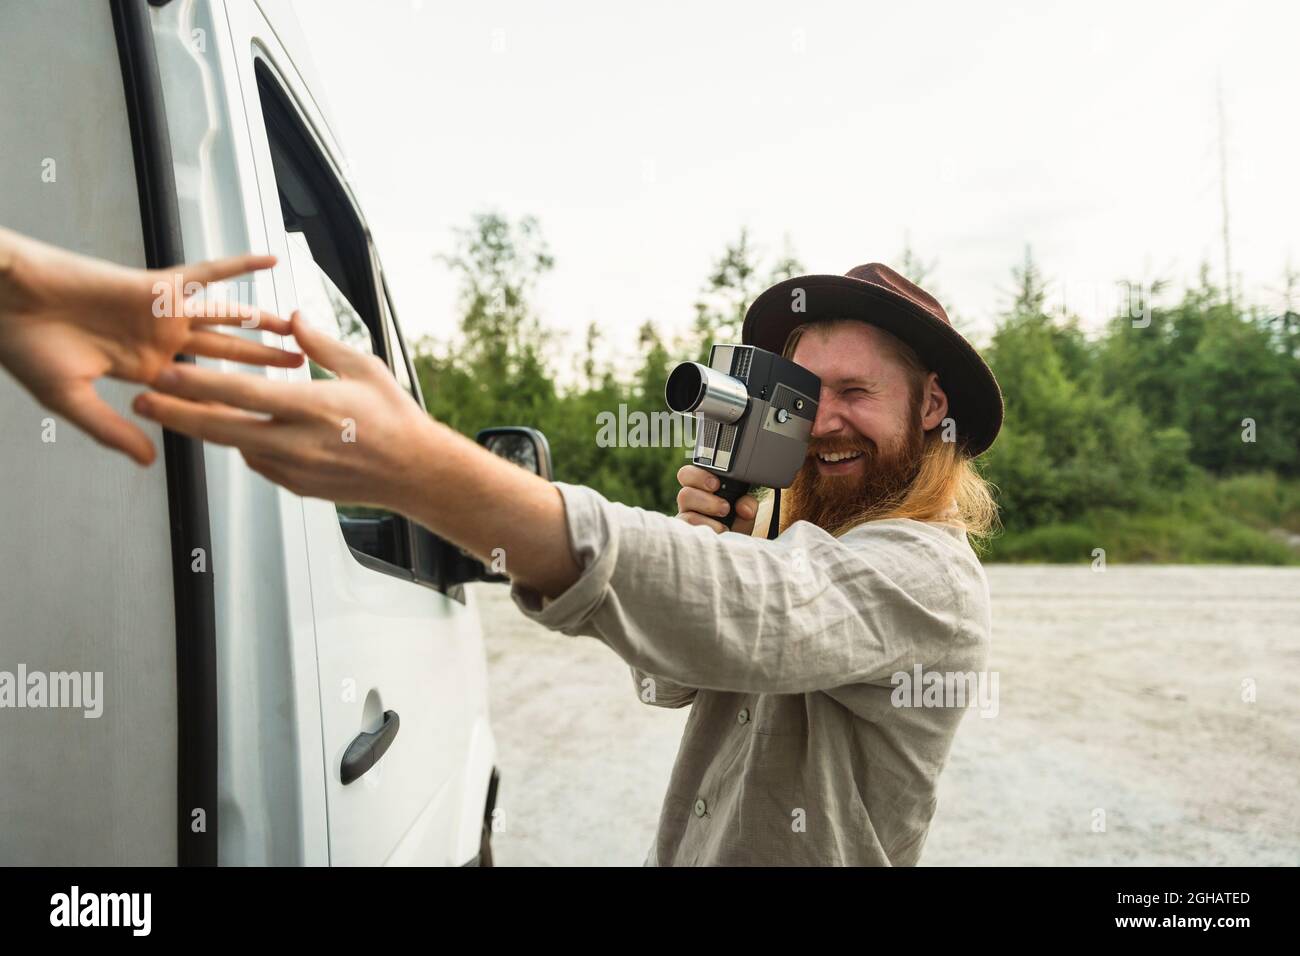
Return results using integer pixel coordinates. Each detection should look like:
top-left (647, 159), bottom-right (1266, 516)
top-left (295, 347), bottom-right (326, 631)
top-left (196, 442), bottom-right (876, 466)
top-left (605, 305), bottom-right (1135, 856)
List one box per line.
top-left (781, 425), bottom-right (926, 535)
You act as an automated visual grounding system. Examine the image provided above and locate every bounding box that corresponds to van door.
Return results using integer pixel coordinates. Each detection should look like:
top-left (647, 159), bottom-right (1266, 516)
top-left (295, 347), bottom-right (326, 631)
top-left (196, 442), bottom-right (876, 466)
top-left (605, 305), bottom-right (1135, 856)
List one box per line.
top-left (226, 4), bottom-right (476, 865)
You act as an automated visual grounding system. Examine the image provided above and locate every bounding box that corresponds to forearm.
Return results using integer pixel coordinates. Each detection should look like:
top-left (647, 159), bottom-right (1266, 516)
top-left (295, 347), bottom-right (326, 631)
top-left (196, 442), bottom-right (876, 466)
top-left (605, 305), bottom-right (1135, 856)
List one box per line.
top-left (393, 418), bottom-right (582, 598)
top-left (511, 483), bottom-right (974, 694)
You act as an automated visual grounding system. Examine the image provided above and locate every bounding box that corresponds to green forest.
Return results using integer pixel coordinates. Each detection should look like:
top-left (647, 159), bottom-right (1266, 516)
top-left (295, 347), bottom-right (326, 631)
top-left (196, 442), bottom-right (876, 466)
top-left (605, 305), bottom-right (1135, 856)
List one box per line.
top-left (411, 213), bottom-right (1300, 565)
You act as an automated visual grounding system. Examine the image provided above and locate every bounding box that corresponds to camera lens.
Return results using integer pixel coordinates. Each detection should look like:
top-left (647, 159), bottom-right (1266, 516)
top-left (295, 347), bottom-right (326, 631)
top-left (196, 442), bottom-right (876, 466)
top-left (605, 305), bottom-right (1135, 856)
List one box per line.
top-left (665, 363), bottom-right (705, 413)
top-left (665, 362), bottom-right (749, 423)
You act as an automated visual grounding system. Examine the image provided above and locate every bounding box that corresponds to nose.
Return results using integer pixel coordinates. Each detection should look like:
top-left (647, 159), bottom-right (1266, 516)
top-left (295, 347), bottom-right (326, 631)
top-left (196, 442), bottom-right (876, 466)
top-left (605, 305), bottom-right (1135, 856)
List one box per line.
top-left (810, 390), bottom-right (846, 439)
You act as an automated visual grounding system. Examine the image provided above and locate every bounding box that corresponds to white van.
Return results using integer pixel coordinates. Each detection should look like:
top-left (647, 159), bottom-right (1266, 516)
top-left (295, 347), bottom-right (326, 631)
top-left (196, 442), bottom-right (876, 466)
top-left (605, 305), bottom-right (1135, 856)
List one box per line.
top-left (0, 0), bottom-right (540, 865)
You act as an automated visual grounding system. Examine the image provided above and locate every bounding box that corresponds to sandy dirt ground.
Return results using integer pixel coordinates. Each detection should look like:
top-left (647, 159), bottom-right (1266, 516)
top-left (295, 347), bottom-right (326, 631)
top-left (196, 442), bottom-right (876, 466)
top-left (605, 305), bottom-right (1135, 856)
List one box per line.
top-left (474, 565), bottom-right (1300, 866)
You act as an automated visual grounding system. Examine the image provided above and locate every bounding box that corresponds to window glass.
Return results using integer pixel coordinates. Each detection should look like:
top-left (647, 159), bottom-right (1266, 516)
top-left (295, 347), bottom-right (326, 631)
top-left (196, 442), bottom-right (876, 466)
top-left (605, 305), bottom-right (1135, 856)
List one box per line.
top-left (287, 232), bottom-right (369, 368)
top-left (372, 256), bottom-right (416, 401)
top-left (283, 232), bottom-right (409, 567)
top-left (383, 303), bottom-right (415, 397)
top-left (258, 61), bottom-right (409, 572)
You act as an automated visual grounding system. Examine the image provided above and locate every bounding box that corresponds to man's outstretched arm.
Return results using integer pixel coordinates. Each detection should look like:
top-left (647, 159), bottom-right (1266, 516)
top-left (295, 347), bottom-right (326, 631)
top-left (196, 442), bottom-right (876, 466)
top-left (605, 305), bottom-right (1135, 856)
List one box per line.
top-left (133, 309), bottom-right (584, 594)
top-left (134, 312), bottom-right (983, 694)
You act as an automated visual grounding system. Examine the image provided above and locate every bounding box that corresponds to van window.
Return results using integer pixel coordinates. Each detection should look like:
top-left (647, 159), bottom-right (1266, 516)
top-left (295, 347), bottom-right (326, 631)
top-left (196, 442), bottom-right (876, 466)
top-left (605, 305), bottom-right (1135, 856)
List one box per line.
top-left (257, 65), bottom-right (409, 573)
top-left (283, 233), bottom-right (409, 567)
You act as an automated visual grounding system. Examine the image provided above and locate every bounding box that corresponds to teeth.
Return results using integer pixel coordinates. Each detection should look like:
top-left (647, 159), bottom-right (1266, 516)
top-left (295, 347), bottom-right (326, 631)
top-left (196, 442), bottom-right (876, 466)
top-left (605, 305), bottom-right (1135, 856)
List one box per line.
top-left (817, 450), bottom-right (862, 463)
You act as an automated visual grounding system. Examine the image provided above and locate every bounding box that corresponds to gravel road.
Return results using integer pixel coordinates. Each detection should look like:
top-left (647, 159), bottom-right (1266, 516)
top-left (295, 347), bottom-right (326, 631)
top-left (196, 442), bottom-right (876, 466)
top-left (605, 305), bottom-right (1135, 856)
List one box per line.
top-left (475, 565), bottom-right (1300, 866)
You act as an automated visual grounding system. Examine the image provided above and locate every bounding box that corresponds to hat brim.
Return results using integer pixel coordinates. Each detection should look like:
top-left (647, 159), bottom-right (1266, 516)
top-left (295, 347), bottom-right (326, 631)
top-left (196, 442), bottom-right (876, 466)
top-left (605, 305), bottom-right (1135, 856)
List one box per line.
top-left (742, 274), bottom-right (1004, 457)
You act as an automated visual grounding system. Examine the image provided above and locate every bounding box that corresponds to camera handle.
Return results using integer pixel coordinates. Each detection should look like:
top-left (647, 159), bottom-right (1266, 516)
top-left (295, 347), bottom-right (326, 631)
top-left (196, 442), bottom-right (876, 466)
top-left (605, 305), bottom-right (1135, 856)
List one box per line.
top-left (715, 476), bottom-right (752, 529)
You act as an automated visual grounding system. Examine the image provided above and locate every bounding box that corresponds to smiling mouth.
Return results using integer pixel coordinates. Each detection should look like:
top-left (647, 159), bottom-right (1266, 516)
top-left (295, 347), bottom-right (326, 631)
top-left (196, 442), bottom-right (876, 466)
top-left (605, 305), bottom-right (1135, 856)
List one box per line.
top-left (815, 450), bottom-right (864, 464)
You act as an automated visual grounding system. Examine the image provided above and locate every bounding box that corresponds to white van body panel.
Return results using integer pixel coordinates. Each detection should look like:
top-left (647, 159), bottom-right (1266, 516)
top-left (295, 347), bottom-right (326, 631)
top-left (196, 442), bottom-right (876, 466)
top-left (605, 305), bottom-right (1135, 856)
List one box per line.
top-left (0, 0), bottom-right (179, 866)
top-left (0, 0), bottom-right (498, 866)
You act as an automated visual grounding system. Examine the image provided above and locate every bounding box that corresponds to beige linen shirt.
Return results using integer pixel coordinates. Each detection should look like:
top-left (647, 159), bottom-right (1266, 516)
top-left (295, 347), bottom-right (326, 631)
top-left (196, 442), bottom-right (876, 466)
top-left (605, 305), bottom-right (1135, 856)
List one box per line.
top-left (510, 482), bottom-right (992, 866)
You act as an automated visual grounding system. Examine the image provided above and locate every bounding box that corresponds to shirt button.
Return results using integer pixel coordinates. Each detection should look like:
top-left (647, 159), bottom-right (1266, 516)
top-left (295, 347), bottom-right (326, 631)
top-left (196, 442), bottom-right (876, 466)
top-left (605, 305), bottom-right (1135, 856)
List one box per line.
top-left (737, 708), bottom-right (750, 725)
top-left (694, 798), bottom-right (707, 817)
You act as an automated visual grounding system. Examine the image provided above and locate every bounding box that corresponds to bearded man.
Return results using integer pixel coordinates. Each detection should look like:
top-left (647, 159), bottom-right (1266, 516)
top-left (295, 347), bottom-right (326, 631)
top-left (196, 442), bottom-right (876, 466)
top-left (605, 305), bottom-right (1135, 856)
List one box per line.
top-left (123, 260), bottom-right (1004, 867)
top-left (649, 263), bottom-right (1003, 865)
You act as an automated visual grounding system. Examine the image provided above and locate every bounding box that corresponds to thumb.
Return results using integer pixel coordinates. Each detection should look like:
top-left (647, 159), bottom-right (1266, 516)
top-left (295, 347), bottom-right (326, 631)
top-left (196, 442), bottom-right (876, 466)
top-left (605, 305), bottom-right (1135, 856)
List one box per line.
top-left (730, 493), bottom-right (760, 536)
top-left (53, 382), bottom-right (157, 466)
top-left (290, 310), bottom-right (369, 378)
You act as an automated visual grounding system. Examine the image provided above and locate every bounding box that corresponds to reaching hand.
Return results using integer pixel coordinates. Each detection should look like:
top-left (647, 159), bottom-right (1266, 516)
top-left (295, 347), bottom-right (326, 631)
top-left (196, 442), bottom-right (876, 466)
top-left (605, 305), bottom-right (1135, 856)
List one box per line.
top-left (133, 310), bottom-right (433, 510)
top-left (0, 226), bottom-right (302, 464)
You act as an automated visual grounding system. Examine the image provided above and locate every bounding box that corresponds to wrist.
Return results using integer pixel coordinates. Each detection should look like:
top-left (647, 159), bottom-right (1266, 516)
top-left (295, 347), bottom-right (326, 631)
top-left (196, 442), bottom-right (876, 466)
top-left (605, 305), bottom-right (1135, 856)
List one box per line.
top-left (383, 413), bottom-right (455, 520)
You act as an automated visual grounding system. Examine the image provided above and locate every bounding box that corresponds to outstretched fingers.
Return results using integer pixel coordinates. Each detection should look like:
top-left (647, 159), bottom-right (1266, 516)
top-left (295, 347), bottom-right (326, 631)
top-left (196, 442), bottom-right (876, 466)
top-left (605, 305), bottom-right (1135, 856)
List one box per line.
top-left (178, 253), bottom-right (277, 287)
top-left (51, 382), bottom-right (157, 466)
top-left (289, 310), bottom-right (373, 378)
top-left (132, 389), bottom-right (279, 452)
top-left (147, 362), bottom-right (312, 418)
top-left (181, 329), bottom-right (304, 369)
top-left (184, 297), bottom-right (295, 336)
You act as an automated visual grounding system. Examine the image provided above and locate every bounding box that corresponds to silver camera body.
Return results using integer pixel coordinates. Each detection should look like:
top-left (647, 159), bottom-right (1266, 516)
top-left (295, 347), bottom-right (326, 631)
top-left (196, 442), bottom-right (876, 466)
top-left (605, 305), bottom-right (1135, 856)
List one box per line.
top-left (665, 344), bottom-right (820, 525)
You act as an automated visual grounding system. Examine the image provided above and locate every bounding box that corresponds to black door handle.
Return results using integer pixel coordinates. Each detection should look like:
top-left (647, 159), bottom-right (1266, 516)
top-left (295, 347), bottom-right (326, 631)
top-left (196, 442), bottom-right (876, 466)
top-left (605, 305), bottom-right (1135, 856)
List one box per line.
top-left (340, 710), bottom-right (400, 785)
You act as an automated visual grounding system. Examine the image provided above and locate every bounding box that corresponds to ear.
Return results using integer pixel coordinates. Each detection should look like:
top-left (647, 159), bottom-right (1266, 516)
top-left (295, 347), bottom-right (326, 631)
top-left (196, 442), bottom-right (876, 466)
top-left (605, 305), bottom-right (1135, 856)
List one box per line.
top-left (919, 371), bottom-right (949, 431)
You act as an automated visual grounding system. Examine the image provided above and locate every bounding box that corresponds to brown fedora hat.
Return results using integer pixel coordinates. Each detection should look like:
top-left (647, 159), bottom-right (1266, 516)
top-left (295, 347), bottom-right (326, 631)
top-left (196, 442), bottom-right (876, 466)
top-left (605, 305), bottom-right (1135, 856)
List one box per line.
top-left (741, 263), bottom-right (1004, 457)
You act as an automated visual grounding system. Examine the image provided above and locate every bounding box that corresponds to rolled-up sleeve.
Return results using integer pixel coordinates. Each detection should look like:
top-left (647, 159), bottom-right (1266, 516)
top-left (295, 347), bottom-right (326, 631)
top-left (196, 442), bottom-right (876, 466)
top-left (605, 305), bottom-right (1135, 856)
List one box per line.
top-left (510, 482), bottom-right (975, 695)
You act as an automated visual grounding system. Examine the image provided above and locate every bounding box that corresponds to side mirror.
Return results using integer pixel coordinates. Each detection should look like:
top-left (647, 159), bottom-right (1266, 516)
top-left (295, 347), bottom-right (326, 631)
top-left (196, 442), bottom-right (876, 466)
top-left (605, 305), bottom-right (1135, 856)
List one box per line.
top-left (440, 426), bottom-right (557, 587)
top-left (475, 426), bottom-right (554, 481)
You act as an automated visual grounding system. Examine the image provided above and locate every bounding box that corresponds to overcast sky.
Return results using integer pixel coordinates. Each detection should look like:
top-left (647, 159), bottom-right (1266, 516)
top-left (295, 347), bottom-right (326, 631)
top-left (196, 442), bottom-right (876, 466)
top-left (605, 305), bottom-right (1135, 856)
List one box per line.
top-left (291, 0), bottom-right (1299, 376)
